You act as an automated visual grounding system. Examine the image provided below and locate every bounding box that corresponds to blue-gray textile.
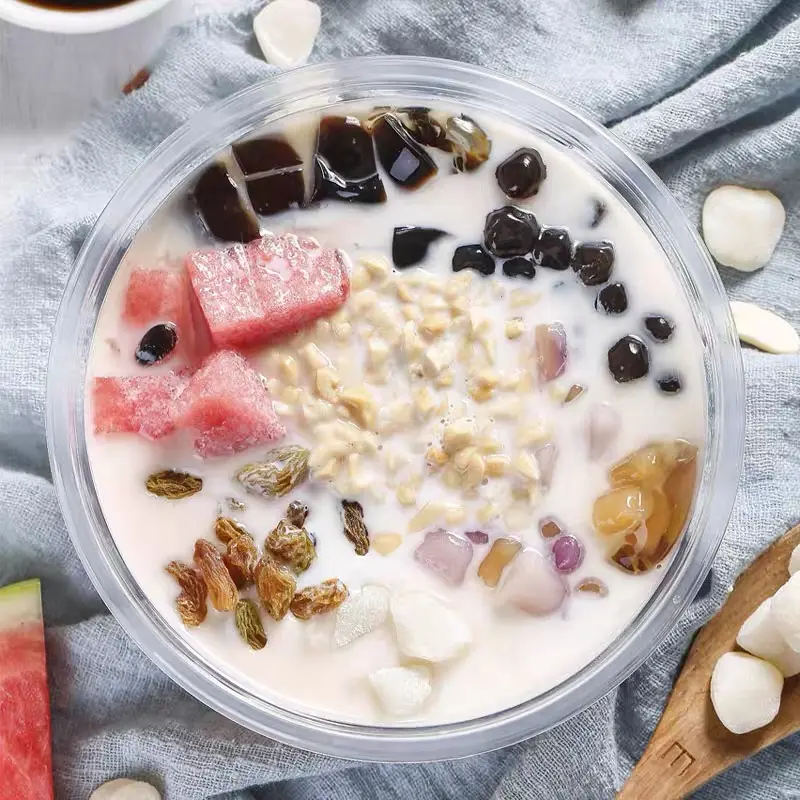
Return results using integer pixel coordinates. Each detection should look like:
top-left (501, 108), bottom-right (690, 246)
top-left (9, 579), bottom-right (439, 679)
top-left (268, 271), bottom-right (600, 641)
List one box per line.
top-left (1, 0), bottom-right (799, 797)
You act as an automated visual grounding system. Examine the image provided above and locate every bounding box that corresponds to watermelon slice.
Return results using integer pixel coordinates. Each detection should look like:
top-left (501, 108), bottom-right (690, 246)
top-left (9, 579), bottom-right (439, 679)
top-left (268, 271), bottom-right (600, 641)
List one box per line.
top-left (177, 350), bottom-right (285, 457)
top-left (186, 233), bottom-right (350, 351)
top-left (0, 579), bottom-right (54, 800)
top-left (92, 373), bottom-right (188, 440)
top-left (122, 268), bottom-right (207, 364)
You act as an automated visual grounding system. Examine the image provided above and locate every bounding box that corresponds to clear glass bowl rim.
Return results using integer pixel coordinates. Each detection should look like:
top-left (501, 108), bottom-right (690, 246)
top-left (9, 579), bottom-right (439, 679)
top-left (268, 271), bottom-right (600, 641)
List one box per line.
top-left (46, 55), bottom-right (744, 762)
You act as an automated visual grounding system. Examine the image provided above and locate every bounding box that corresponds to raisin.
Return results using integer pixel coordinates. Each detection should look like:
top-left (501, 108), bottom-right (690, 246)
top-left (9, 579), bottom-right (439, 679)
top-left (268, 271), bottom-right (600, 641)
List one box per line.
top-left (234, 599), bottom-right (267, 650)
top-left (265, 519), bottom-right (316, 573)
top-left (290, 578), bottom-right (349, 620)
top-left (341, 500), bottom-right (370, 555)
top-left (194, 539), bottom-right (238, 612)
top-left (166, 561), bottom-right (208, 628)
top-left (254, 556), bottom-right (296, 621)
top-left (223, 533), bottom-right (259, 588)
top-left (286, 500), bottom-right (309, 528)
top-left (214, 516), bottom-right (250, 544)
top-left (146, 470), bottom-right (202, 500)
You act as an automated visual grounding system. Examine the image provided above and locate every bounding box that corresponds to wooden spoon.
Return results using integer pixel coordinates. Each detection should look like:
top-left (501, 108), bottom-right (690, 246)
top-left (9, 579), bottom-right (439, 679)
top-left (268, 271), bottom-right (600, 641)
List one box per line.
top-left (618, 524), bottom-right (800, 799)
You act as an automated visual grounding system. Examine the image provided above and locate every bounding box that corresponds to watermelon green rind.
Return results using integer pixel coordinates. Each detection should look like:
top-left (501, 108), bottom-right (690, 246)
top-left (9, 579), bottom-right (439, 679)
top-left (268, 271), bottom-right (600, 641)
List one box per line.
top-left (0, 578), bottom-right (42, 629)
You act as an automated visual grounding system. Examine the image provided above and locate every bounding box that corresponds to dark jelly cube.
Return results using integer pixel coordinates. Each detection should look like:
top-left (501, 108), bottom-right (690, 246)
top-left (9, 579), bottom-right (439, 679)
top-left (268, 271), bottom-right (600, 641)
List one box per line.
top-left (192, 162), bottom-right (260, 243)
top-left (502, 256), bottom-right (536, 279)
top-left (608, 335), bottom-right (650, 383)
top-left (392, 226), bottom-right (448, 268)
top-left (572, 241), bottom-right (614, 286)
top-left (644, 314), bottom-right (675, 342)
top-left (495, 148), bottom-right (547, 199)
top-left (232, 137), bottom-right (302, 175)
top-left (136, 323), bottom-right (178, 366)
top-left (532, 227), bottom-right (571, 270)
top-left (484, 206), bottom-right (539, 257)
top-left (245, 171), bottom-right (305, 216)
top-left (452, 244), bottom-right (495, 276)
top-left (657, 374), bottom-right (682, 394)
top-left (311, 116), bottom-right (386, 204)
top-left (373, 115), bottom-right (438, 189)
top-left (595, 283), bottom-right (628, 315)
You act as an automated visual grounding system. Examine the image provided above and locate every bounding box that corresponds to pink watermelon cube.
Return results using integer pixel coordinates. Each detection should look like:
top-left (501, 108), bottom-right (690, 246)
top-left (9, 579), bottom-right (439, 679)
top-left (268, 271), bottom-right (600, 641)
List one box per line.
top-left (92, 373), bottom-right (188, 440)
top-left (186, 233), bottom-right (350, 350)
top-left (122, 267), bottom-right (208, 364)
top-left (177, 350), bottom-right (285, 457)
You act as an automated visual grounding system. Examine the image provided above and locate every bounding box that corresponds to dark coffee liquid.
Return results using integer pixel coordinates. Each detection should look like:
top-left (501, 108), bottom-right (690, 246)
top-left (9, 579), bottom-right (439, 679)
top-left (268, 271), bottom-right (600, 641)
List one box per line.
top-left (19, 0), bottom-right (136, 10)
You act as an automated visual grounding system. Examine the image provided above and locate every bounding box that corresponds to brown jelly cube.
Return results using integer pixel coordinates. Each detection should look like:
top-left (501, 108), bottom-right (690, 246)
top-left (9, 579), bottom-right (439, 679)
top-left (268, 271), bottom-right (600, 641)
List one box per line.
top-left (192, 162), bottom-right (259, 243)
top-left (478, 537), bottom-right (522, 588)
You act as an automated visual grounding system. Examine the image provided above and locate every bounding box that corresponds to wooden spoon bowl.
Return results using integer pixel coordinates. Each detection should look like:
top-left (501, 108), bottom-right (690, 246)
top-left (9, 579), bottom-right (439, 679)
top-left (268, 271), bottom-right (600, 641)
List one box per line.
top-left (618, 524), bottom-right (800, 799)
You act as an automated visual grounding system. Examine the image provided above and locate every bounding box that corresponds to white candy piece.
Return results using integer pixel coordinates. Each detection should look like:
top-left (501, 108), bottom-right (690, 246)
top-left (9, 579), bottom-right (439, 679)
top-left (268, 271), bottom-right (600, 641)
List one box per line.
top-left (789, 543), bottom-right (800, 577)
top-left (90, 779), bottom-right (162, 800)
top-left (770, 572), bottom-right (800, 652)
top-left (729, 301), bottom-right (800, 355)
top-left (334, 585), bottom-right (390, 647)
top-left (497, 548), bottom-right (567, 616)
top-left (253, 0), bottom-right (321, 69)
top-left (368, 665), bottom-right (432, 716)
top-left (390, 591), bottom-right (471, 662)
top-left (702, 185), bottom-right (785, 271)
top-left (710, 652), bottom-right (783, 734)
top-left (736, 597), bottom-right (800, 677)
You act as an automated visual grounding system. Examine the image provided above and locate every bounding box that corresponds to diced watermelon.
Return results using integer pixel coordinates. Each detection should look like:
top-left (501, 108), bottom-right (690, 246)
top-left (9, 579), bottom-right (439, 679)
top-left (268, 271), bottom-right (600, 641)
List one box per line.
top-left (122, 267), bottom-right (207, 364)
top-left (186, 233), bottom-right (350, 350)
top-left (0, 579), bottom-right (54, 800)
top-left (92, 373), bottom-right (188, 440)
top-left (177, 350), bottom-right (285, 457)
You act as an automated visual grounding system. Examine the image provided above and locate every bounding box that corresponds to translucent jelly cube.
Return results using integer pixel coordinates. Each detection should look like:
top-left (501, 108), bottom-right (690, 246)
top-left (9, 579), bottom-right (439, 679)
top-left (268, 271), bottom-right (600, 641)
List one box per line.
top-left (413, 530), bottom-right (474, 586)
top-left (592, 485), bottom-right (652, 536)
top-left (478, 537), bottom-right (522, 588)
top-left (534, 323), bottom-right (567, 383)
top-left (609, 439), bottom-right (696, 488)
top-left (498, 548), bottom-right (567, 616)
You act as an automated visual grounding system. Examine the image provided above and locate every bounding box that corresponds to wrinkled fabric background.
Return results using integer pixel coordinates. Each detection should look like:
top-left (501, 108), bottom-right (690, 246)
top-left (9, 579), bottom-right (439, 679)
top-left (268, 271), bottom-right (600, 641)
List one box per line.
top-left (1, 0), bottom-right (799, 797)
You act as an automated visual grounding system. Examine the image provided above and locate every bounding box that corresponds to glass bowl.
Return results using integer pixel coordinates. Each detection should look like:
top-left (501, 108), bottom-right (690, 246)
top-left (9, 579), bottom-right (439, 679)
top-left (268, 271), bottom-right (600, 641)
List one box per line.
top-left (46, 56), bottom-right (744, 762)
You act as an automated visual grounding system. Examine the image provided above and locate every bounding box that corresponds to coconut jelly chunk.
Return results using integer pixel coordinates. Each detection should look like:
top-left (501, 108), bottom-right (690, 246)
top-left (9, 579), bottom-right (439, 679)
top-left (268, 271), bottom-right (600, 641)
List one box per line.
top-left (390, 591), bottom-right (472, 662)
top-left (334, 585), bottom-right (390, 647)
top-left (497, 548), bottom-right (567, 616)
top-left (253, 0), bottom-right (321, 69)
top-left (737, 597), bottom-right (800, 678)
top-left (368, 665), bottom-right (432, 716)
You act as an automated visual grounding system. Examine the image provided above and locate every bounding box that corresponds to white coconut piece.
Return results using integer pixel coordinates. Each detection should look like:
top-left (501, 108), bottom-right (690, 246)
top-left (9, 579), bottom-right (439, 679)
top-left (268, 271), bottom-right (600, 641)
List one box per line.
top-left (770, 572), bottom-right (800, 652)
top-left (334, 585), bottom-right (390, 647)
top-left (368, 665), bottom-right (432, 716)
top-left (729, 301), bottom-right (800, 355)
top-left (789, 543), bottom-right (800, 577)
top-left (253, 0), bottom-right (321, 69)
top-left (702, 185), bottom-right (785, 271)
top-left (736, 597), bottom-right (800, 677)
top-left (390, 591), bottom-right (471, 663)
top-left (90, 779), bottom-right (161, 800)
top-left (710, 652), bottom-right (783, 734)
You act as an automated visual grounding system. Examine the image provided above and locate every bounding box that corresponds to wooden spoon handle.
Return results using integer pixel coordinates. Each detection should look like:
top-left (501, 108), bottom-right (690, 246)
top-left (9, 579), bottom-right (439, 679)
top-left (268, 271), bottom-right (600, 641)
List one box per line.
top-left (618, 525), bottom-right (800, 799)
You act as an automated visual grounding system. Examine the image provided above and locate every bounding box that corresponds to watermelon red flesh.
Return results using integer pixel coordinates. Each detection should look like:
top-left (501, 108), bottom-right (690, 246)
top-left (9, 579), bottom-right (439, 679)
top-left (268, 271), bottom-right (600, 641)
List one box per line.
top-left (122, 268), bottom-right (209, 364)
top-left (92, 373), bottom-right (188, 440)
top-left (0, 580), bottom-right (54, 800)
top-left (186, 233), bottom-right (350, 351)
top-left (177, 350), bottom-right (285, 457)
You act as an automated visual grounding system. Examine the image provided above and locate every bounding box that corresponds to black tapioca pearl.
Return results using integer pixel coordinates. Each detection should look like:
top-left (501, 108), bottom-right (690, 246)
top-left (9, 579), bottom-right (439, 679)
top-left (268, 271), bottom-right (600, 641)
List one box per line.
top-left (644, 315), bottom-right (675, 342)
top-left (452, 244), bottom-right (495, 276)
top-left (595, 282), bottom-right (628, 314)
top-left (657, 374), bottom-right (682, 394)
top-left (608, 335), bottom-right (650, 383)
top-left (572, 242), bottom-right (614, 286)
top-left (532, 227), bottom-right (571, 270)
top-left (502, 256), bottom-right (536, 279)
top-left (392, 227), bottom-right (448, 268)
top-left (495, 147), bottom-right (547, 199)
top-left (484, 206), bottom-right (539, 257)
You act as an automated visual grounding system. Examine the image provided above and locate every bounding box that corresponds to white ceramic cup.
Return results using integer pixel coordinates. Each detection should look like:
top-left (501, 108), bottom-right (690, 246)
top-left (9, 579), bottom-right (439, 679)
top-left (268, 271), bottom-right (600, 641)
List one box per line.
top-left (0, 0), bottom-right (174, 33)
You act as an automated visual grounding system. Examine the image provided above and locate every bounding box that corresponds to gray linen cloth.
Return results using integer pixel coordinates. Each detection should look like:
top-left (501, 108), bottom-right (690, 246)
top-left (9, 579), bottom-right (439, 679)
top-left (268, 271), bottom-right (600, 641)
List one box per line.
top-left (1, 0), bottom-right (799, 797)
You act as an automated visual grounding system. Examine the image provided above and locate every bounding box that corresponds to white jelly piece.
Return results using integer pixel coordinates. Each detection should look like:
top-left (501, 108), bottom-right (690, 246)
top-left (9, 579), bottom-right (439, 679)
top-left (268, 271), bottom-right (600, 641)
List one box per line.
top-left (390, 591), bottom-right (471, 662)
top-left (498, 548), bottom-right (567, 616)
top-left (790, 543), bottom-right (800, 577)
top-left (702, 185), bottom-right (785, 271)
top-left (368, 665), bottom-right (432, 716)
top-left (586, 402), bottom-right (621, 460)
top-left (729, 301), bottom-right (800, 355)
top-left (736, 597), bottom-right (800, 677)
top-left (710, 651), bottom-right (783, 734)
top-left (334, 585), bottom-right (390, 647)
top-left (253, 0), bottom-right (321, 69)
top-left (90, 779), bottom-right (162, 800)
top-left (770, 572), bottom-right (800, 652)
top-left (413, 529), bottom-right (474, 586)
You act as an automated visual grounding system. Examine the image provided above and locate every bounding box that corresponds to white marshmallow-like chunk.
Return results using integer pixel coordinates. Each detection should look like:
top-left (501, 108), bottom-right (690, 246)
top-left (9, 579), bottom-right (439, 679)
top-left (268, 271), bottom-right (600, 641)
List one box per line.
top-left (770, 572), bottom-right (800, 652)
top-left (253, 0), bottom-right (321, 69)
top-left (90, 779), bottom-right (162, 800)
top-left (368, 665), bottom-right (432, 716)
top-left (702, 185), bottom-right (785, 271)
top-left (334, 585), bottom-right (390, 647)
top-left (789, 543), bottom-right (800, 577)
top-left (737, 597), bottom-right (800, 677)
top-left (729, 301), bottom-right (800, 355)
top-left (390, 591), bottom-right (471, 662)
top-left (710, 652), bottom-right (783, 734)
top-left (497, 548), bottom-right (566, 616)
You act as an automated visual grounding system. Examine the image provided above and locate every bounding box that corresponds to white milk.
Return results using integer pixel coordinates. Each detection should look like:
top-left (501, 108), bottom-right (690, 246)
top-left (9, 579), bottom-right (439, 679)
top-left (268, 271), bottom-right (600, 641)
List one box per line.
top-left (86, 108), bottom-right (705, 725)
